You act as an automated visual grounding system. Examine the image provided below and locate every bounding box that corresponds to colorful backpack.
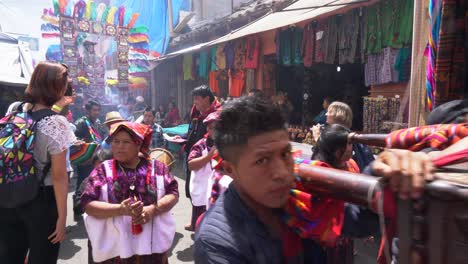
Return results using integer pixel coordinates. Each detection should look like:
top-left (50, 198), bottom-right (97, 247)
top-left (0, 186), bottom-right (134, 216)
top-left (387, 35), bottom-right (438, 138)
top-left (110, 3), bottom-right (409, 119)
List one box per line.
top-left (0, 106), bottom-right (56, 208)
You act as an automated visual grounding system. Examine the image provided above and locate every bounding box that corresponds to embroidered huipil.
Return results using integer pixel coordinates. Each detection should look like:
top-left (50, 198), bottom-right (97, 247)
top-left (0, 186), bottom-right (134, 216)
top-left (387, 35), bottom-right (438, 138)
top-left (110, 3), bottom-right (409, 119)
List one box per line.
top-left (81, 158), bottom-right (178, 208)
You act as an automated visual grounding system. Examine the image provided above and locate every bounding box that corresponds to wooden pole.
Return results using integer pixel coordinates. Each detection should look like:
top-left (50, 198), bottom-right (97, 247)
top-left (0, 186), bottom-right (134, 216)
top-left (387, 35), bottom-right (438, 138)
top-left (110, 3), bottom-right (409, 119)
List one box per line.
top-left (408, 0), bottom-right (430, 126)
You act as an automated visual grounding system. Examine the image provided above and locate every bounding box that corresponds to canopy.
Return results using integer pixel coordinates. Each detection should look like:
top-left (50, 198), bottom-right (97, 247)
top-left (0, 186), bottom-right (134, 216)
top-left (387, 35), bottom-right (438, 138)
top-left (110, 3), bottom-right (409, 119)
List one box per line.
top-left (153, 0), bottom-right (375, 62)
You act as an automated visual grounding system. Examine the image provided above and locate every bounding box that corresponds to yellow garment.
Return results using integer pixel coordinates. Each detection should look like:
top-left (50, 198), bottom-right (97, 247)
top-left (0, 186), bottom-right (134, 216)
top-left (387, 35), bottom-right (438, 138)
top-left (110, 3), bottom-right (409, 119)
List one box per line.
top-left (107, 7), bottom-right (118, 24)
top-left (216, 43), bottom-right (226, 70)
top-left (183, 54), bottom-right (193, 80)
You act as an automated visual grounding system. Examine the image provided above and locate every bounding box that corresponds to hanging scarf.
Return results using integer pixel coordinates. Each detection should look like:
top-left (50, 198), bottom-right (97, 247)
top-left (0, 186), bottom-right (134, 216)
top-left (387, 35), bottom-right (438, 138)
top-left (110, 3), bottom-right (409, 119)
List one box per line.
top-left (385, 123), bottom-right (468, 151)
top-left (85, 117), bottom-right (103, 144)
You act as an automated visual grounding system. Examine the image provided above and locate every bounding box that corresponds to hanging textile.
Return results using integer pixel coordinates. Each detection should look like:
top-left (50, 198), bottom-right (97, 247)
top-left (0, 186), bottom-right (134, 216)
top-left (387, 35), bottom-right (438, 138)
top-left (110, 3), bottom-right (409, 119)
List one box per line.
top-left (322, 16), bottom-right (339, 64)
top-left (315, 21), bottom-right (326, 63)
top-left (394, 47), bottom-right (412, 81)
top-left (217, 70), bottom-right (229, 98)
top-left (183, 54), bottom-right (193, 80)
top-left (278, 29), bottom-right (292, 65)
top-left (245, 69), bottom-right (255, 92)
top-left (292, 27), bottom-right (303, 65)
top-left (426, 0), bottom-right (442, 110)
top-left (209, 71), bottom-right (219, 95)
top-left (224, 41), bottom-right (236, 70)
top-left (245, 35), bottom-right (260, 69)
top-left (229, 70), bottom-right (245, 97)
top-left (302, 23), bottom-right (315, 67)
top-left (365, 48), bottom-right (400, 86)
top-left (210, 46), bottom-right (217, 71)
top-left (198, 50), bottom-right (209, 80)
top-left (216, 43), bottom-right (227, 70)
top-left (234, 39), bottom-right (246, 70)
top-left (434, 0), bottom-right (467, 105)
top-left (338, 9), bottom-right (360, 64)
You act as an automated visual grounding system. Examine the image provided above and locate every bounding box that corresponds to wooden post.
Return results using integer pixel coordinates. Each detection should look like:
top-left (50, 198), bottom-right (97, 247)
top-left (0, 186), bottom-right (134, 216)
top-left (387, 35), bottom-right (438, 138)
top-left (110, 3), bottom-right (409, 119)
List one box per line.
top-left (408, 0), bottom-right (430, 126)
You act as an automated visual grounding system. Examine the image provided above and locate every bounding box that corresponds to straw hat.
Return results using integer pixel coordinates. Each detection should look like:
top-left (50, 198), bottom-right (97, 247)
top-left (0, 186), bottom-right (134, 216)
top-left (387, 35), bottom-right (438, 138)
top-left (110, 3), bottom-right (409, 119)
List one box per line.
top-left (103, 111), bottom-right (125, 125)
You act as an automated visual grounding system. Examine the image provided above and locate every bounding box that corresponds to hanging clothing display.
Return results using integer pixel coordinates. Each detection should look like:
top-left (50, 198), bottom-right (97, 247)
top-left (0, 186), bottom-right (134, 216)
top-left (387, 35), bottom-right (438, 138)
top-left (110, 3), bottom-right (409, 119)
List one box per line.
top-left (198, 50), bottom-right (209, 80)
top-left (224, 41), bottom-right (236, 70)
top-left (217, 70), bottom-right (229, 98)
top-left (263, 63), bottom-right (276, 96)
top-left (363, 97), bottom-right (403, 133)
top-left (394, 47), bottom-right (412, 82)
top-left (278, 29), bottom-right (292, 65)
top-left (315, 21), bottom-right (326, 63)
top-left (302, 23), bottom-right (315, 67)
top-left (434, 0), bottom-right (467, 105)
top-left (183, 54), bottom-right (193, 80)
top-left (210, 46), bottom-right (217, 71)
top-left (244, 35), bottom-right (260, 69)
top-left (229, 70), bottom-right (245, 97)
top-left (364, 48), bottom-right (400, 86)
top-left (245, 69), bottom-right (255, 92)
top-left (322, 16), bottom-right (339, 64)
top-left (338, 9), bottom-right (360, 64)
top-left (209, 71), bottom-right (220, 95)
top-left (292, 27), bottom-right (303, 65)
top-left (234, 39), bottom-right (246, 70)
top-left (216, 43), bottom-right (227, 70)
top-left (277, 27), bottom-right (304, 66)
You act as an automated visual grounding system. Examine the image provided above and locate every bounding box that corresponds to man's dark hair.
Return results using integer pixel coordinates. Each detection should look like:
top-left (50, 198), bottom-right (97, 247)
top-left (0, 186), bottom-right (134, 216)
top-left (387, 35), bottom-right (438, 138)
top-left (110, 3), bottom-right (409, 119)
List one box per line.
top-left (144, 106), bottom-right (156, 116)
top-left (249, 89), bottom-right (264, 97)
top-left (85, 100), bottom-right (101, 111)
top-left (192, 85), bottom-right (215, 103)
top-left (214, 96), bottom-right (286, 163)
top-left (324, 97), bottom-right (334, 104)
top-left (312, 124), bottom-right (350, 168)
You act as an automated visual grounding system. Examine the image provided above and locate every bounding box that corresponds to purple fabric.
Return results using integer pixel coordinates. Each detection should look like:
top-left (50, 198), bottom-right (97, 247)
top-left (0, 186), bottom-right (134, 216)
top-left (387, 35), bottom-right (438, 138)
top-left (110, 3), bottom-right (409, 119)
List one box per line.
top-left (188, 138), bottom-right (212, 161)
top-left (224, 42), bottom-right (235, 70)
top-left (80, 159), bottom-right (178, 209)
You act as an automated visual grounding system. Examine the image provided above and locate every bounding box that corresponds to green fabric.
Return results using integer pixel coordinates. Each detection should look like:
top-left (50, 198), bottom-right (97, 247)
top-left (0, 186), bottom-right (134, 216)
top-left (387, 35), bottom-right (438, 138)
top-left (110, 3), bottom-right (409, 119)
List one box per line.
top-left (130, 26), bottom-right (149, 34)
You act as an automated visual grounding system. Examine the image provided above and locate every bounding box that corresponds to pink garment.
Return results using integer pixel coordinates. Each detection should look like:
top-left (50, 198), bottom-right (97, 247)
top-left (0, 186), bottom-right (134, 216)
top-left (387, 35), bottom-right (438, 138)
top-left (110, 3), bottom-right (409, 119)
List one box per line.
top-left (302, 23), bottom-right (315, 67)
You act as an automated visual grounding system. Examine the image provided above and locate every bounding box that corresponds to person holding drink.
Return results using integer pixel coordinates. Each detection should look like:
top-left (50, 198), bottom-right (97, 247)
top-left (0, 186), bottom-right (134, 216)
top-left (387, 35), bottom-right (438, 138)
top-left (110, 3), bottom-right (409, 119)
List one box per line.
top-left (81, 122), bottom-right (179, 263)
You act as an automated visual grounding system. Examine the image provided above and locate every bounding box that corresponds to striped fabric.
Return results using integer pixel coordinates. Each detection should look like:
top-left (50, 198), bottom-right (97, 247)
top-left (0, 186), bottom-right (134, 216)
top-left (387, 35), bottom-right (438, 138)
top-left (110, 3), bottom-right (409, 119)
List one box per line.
top-left (385, 123), bottom-right (468, 151)
top-left (70, 143), bottom-right (99, 165)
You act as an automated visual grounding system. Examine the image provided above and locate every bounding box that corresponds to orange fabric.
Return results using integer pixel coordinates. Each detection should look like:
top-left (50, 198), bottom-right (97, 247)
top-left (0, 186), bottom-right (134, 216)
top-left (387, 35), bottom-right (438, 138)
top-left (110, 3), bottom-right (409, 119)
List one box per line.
top-left (209, 71), bottom-right (219, 94)
top-left (229, 70), bottom-right (245, 97)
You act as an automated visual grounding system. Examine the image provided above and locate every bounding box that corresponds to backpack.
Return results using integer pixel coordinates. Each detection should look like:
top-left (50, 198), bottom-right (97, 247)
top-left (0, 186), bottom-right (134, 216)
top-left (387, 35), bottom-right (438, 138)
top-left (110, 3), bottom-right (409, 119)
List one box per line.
top-left (0, 104), bottom-right (56, 208)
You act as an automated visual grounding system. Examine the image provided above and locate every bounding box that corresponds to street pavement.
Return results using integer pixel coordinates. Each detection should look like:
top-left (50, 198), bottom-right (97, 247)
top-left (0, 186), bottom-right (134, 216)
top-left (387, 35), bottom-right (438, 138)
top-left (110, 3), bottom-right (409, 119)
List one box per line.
top-left (59, 162), bottom-right (195, 264)
top-left (58, 160), bottom-right (378, 264)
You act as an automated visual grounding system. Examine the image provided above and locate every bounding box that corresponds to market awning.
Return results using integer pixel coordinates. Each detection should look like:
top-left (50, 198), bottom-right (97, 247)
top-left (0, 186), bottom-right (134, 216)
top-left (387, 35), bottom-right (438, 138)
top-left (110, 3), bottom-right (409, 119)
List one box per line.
top-left (153, 0), bottom-right (375, 62)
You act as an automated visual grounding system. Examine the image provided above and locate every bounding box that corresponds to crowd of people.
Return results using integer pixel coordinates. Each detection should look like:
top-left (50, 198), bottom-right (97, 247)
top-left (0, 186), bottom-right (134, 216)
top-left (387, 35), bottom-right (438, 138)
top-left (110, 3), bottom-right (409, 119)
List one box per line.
top-left (0, 61), bottom-right (466, 264)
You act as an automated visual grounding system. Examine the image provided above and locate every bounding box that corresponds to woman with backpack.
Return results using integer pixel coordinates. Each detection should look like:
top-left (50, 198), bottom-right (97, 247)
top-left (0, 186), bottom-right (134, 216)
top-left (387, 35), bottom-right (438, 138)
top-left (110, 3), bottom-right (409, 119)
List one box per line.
top-left (0, 62), bottom-right (77, 263)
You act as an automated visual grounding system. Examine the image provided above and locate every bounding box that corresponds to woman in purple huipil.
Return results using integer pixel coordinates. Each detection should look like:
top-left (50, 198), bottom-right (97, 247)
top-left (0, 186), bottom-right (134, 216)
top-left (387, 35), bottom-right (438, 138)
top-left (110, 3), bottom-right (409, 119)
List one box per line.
top-left (81, 122), bottom-right (179, 264)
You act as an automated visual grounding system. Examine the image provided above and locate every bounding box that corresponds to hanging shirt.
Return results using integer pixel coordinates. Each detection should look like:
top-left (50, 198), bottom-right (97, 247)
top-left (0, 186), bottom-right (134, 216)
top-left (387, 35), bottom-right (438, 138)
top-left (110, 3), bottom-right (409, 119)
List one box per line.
top-left (224, 42), bottom-right (236, 70)
top-left (244, 35), bottom-right (260, 69)
top-left (302, 23), bottom-right (315, 67)
top-left (234, 39), bottom-right (246, 70)
top-left (315, 21), bottom-right (326, 63)
top-left (229, 70), bottom-right (245, 97)
top-left (279, 29), bottom-right (292, 66)
top-left (338, 9), bottom-right (360, 64)
top-left (292, 27), bottom-right (303, 65)
top-left (323, 16), bottom-right (339, 64)
top-left (216, 43), bottom-right (226, 70)
top-left (183, 54), bottom-right (193, 80)
top-left (210, 46), bottom-right (217, 71)
top-left (245, 69), bottom-right (255, 92)
top-left (198, 50), bottom-right (209, 80)
top-left (209, 71), bottom-right (220, 95)
top-left (217, 70), bottom-right (229, 98)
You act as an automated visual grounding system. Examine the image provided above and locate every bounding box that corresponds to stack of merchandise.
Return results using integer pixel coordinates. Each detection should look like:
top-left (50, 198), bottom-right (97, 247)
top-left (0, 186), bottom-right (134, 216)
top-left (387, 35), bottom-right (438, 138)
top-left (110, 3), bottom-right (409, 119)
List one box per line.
top-left (363, 96), bottom-right (406, 134)
top-left (128, 26), bottom-right (150, 90)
